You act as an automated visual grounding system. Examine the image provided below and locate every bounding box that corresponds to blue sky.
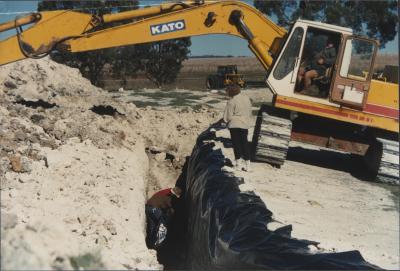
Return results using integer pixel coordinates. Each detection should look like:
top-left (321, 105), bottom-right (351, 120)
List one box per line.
top-left (0, 0), bottom-right (398, 56)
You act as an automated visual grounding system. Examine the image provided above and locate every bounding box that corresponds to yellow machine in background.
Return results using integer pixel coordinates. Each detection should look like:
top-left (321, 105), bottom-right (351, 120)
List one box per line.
top-left (206, 65), bottom-right (246, 89)
top-left (0, 1), bottom-right (398, 183)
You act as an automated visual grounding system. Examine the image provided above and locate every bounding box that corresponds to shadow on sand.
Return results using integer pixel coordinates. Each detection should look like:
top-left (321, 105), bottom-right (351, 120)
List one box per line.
top-left (286, 146), bottom-right (375, 182)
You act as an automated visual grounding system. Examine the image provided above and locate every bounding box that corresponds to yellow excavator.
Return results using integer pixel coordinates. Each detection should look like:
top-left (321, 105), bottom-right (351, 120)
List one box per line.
top-left (0, 1), bottom-right (398, 184)
top-left (206, 65), bottom-right (246, 89)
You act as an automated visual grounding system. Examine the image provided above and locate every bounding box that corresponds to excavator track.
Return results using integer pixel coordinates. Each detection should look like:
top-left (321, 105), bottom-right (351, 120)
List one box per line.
top-left (253, 112), bottom-right (292, 166)
top-left (376, 138), bottom-right (399, 185)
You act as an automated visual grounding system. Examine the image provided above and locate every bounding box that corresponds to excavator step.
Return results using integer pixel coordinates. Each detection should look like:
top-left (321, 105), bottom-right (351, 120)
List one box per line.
top-left (253, 112), bottom-right (292, 166)
top-left (376, 138), bottom-right (399, 185)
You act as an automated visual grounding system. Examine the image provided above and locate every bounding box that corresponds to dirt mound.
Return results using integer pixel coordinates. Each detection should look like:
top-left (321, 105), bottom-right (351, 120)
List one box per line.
top-left (1, 139), bottom-right (160, 270)
top-left (0, 58), bottom-right (219, 269)
top-left (0, 57), bottom-right (99, 103)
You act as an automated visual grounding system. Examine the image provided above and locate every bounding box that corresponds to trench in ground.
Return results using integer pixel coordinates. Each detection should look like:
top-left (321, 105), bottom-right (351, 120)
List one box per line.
top-left (144, 148), bottom-right (190, 270)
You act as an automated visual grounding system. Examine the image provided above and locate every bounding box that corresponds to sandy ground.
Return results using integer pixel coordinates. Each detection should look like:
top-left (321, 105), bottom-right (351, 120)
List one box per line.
top-left (215, 127), bottom-right (399, 270)
top-left (113, 86), bottom-right (272, 110)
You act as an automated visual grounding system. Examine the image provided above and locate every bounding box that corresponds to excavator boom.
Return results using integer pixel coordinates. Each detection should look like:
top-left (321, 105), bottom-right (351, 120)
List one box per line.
top-left (0, 1), bottom-right (286, 69)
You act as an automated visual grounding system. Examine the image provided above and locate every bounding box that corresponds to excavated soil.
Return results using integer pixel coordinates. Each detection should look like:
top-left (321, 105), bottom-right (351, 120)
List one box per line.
top-left (0, 57), bottom-right (219, 270)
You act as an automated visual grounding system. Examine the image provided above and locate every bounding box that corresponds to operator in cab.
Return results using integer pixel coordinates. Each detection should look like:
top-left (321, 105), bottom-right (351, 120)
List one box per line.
top-left (298, 37), bottom-right (337, 94)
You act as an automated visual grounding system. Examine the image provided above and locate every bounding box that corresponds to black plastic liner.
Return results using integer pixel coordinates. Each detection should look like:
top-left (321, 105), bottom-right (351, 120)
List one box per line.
top-left (145, 205), bottom-right (171, 249)
top-left (181, 125), bottom-right (381, 270)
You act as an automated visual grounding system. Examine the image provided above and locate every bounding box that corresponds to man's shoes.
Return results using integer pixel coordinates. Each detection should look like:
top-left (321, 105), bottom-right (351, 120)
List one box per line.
top-left (234, 159), bottom-right (243, 171)
top-left (242, 160), bottom-right (252, 172)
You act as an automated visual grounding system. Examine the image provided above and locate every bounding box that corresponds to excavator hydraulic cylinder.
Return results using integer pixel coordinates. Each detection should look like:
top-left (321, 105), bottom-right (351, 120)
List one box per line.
top-left (0, 13), bottom-right (41, 33)
top-left (229, 10), bottom-right (273, 68)
top-left (102, 2), bottom-right (204, 24)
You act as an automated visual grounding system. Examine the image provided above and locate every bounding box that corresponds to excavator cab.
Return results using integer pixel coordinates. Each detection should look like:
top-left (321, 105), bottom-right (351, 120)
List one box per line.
top-left (267, 20), bottom-right (378, 110)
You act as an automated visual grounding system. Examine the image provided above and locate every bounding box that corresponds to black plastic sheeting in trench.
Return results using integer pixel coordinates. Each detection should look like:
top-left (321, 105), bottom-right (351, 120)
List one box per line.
top-left (154, 124), bottom-right (382, 270)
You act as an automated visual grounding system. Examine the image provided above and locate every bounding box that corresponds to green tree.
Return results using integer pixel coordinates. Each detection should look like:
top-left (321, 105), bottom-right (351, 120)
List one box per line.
top-left (254, 0), bottom-right (398, 48)
top-left (112, 46), bottom-right (142, 88)
top-left (37, 0), bottom-right (139, 86)
top-left (144, 38), bottom-right (191, 88)
top-left (116, 38), bottom-right (191, 88)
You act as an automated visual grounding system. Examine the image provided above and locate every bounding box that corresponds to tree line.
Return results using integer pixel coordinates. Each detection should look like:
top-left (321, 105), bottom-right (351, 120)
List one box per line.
top-left (39, 0), bottom-right (397, 88)
top-left (38, 0), bottom-right (191, 88)
top-left (254, 0), bottom-right (397, 49)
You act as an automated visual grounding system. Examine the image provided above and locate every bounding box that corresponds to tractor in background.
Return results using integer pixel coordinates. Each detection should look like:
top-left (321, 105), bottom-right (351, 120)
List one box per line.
top-left (206, 65), bottom-right (245, 89)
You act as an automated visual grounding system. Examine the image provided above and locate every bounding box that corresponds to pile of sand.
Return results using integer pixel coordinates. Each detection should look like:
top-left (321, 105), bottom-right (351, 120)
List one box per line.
top-left (0, 57), bottom-right (101, 104)
top-left (2, 138), bottom-right (160, 270)
top-left (0, 57), bottom-right (219, 269)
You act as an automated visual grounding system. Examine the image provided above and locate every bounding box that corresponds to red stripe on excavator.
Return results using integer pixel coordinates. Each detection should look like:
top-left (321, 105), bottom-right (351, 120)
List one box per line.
top-left (276, 98), bottom-right (349, 117)
top-left (364, 103), bottom-right (399, 119)
top-left (275, 98), bottom-right (377, 123)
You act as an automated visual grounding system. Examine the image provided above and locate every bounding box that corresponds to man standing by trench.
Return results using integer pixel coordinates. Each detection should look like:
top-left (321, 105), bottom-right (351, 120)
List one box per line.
top-left (223, 84), bottom-right (252, 172)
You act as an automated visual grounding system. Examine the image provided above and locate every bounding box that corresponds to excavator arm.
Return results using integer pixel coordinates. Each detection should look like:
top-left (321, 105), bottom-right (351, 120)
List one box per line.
top-left (0, 1), bottom-right (286, 69)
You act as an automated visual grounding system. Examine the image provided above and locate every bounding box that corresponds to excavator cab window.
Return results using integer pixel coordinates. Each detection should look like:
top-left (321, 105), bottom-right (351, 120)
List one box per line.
top-left (295, 27), bottom-right (341, 98)
top-left (339, 39), bottom-right (375, 80)
top-left (273, 27), bottom-right (304, 80)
